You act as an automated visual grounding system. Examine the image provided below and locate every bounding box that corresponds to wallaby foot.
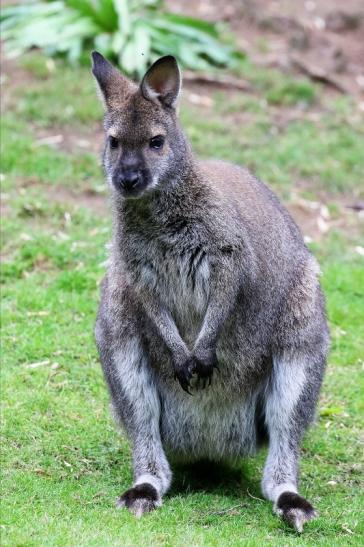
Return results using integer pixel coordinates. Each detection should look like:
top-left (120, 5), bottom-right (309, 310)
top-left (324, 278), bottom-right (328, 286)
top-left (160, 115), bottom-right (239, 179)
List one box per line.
top-left (117, 483), bottom-right (162, 517)
top-left (275, 492), bottom-right (317, 533)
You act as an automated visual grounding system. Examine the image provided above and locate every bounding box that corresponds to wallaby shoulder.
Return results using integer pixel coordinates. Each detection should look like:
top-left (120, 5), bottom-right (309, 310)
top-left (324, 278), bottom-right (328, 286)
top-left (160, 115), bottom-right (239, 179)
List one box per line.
top-left (198, 159), bottom-right (302, 232)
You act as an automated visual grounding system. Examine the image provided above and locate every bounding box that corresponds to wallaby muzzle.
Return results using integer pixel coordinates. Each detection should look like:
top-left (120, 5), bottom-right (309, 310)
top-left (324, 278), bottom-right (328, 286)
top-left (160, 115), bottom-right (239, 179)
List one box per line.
top-left (112, 166), bottom-right (151, 196)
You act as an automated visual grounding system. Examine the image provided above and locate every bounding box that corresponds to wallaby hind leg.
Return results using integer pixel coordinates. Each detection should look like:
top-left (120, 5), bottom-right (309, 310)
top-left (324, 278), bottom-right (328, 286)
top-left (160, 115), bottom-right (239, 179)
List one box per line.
top-left (96, 322), bottom-right (171, 517)
top-left (262, 351), bottom-right (324, 532)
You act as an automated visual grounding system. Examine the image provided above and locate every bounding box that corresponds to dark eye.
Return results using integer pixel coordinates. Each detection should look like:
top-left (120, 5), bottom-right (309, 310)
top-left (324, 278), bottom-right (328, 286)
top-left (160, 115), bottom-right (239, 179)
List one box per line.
top-left (149, 135), bottom-right (165, 150)
top-left (109, 136), bottom-right (119, 149)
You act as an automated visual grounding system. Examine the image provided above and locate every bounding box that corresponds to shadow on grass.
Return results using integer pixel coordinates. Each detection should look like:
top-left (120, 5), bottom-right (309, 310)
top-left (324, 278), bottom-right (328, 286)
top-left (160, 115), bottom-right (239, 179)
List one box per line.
top-left (169, 459), bottom-right (261, 500)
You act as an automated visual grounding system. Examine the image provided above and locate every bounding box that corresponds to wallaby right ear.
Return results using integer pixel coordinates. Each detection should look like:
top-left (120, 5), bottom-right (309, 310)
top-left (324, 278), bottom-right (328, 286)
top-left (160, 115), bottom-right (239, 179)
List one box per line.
top-left (91, 51), bottom-right (134, 109)
top-left (141, 56), bottom-right (181, 108)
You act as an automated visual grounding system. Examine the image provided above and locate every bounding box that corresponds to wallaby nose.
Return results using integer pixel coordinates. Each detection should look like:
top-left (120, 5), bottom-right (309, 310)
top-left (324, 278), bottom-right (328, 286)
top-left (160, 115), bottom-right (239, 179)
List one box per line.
top-left (119, 170), bottom-right (141, 191)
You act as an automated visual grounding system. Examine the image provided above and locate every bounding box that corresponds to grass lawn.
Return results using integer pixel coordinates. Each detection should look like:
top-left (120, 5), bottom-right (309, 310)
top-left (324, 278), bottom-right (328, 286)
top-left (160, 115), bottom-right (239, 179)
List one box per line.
top-left (1, 53), bottom-right (364, 546)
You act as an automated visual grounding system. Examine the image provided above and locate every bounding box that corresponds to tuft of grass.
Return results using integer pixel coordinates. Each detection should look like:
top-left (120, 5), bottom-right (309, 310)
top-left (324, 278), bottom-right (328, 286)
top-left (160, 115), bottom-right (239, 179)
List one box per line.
top-left (266, 80), bottom-right (316, 106)
top-left (1, 115), bottom-right (101, 190)
top-left (1, 52), bottom-right (364, 546)
top-left (15, 57), bottom-right (103, 127)
top-left (182, 95), bottom-right (364, 197)
top-left (20, 53), bottom-right (55, 79)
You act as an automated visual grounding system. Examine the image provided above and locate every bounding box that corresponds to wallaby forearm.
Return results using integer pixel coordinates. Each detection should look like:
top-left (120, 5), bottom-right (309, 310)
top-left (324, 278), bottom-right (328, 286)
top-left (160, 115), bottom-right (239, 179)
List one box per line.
top-left (194, 258), bottom-right (243, 354)
top-left (137, 289), bottom-right (190, 360)
top-left (137, 289), bottom-right (196, 392)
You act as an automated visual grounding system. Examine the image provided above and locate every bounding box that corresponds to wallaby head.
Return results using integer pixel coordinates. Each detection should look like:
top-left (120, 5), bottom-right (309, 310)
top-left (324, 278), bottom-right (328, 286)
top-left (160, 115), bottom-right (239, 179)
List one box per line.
top-left (92, 52), bottom-right (188, 198)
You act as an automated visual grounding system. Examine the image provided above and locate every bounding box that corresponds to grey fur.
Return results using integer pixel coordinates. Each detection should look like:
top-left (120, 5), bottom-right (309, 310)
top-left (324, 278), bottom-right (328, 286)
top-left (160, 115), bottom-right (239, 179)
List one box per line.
top-left (92, 52), bottom-right (329, 532)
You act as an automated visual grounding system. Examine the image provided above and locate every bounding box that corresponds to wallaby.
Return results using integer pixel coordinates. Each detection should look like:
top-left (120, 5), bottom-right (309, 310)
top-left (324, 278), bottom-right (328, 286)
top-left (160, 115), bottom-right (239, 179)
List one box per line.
top-left (92, 51), bottom-right (329, 532)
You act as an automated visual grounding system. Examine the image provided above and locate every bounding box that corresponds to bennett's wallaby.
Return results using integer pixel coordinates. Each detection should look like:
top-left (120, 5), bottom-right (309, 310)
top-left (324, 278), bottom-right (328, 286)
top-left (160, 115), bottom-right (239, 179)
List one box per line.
top-left (92, 52), bottom-right (329, 532)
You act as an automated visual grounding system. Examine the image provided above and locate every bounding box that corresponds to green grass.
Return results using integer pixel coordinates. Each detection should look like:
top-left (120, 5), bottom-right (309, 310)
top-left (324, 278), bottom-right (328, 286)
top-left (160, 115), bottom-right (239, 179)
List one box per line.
top-left (183, 96), bottom-right (364, 196)
top-left (1, 53), bottom-right (364, 546)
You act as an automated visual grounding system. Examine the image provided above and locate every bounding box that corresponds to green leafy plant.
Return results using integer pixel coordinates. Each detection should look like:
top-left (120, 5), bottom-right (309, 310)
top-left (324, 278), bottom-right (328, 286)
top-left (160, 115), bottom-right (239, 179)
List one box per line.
top-left (0, 0), bottom-right (243, 76)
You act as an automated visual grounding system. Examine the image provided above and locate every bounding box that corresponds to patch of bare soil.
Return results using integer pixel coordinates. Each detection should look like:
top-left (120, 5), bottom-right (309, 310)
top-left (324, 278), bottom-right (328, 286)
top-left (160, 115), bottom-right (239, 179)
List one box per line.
top-left (287, 196), bottom-right (364, 243)
top-left (34, 125), bottom-right (104, 155)
top-left (46, 185), bottom-right (108, 214)
top-left (167, 0), bottom-right (364, 101)
top-left (0, 53), bottom-right (36, 112)
top-left (15, 179), bottom-right (108, 215)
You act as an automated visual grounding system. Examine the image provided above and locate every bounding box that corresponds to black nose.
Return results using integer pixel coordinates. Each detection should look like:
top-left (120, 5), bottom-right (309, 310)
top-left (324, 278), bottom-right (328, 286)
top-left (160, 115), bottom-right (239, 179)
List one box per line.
top-left (119, 170), bottom-right (141, 191)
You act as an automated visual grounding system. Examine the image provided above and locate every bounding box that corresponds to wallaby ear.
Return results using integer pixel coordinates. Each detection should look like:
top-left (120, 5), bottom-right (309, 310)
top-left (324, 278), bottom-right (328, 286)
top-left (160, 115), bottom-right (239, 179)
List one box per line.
top-left (141, 56), bottom-right (181, 108)
top-left (91, 51), bottom-right (134, 109)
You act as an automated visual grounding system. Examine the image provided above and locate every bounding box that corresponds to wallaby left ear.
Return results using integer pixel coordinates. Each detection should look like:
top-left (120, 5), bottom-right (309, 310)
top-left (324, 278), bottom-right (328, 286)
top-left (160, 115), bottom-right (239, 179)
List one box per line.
top-left (91, 50), bottom-right (134, 109)
top-left (141, 56), bottom-right (181, 108)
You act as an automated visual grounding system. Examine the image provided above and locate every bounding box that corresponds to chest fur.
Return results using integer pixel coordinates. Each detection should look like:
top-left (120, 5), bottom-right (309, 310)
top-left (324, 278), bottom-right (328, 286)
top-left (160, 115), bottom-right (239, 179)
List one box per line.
top-left (127, 235), bottom-right (211, 334)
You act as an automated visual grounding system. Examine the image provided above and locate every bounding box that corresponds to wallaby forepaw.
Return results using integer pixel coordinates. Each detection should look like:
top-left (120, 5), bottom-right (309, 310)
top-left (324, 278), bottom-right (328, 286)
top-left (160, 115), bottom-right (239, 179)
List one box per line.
top-left (117, 483), bottom-right (161, 518)
top-left (275, 492), bottom-right (317, 533)
top-left (193, 348), bottom-right (219, 390)
top-left (174, 357), bottom-right (195, 394)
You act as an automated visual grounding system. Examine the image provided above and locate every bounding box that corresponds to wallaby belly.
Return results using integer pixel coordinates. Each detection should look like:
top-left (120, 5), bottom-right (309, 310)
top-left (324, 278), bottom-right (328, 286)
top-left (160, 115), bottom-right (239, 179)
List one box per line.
top-left (159, 385), bottom-right (260, 461)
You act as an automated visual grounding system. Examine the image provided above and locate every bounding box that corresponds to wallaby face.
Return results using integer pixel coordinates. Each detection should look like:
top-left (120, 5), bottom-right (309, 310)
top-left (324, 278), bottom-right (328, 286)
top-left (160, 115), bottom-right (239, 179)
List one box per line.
top-left (92, 52), bottom-right (186, 198)
top-left (93, 52), bottom-right (329, 533)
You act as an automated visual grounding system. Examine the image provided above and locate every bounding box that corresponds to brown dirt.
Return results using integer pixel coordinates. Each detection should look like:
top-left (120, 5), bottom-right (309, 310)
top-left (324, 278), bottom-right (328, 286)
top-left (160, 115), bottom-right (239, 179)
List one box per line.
top-left (287, 198), bottom-right (364, 242)
top-left (0, 51), bottom-right (35, 112)
top-left (33, 125), bottom-right (104, 155)
top-left (46, 185), bottom-right (108, 214)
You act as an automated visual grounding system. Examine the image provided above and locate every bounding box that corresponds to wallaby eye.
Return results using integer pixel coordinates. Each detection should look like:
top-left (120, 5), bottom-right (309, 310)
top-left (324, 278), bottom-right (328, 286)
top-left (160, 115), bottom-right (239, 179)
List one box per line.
top-left (150, 135), bottom-right (165, 150)
top-left (109, 136), bottom-right (119, 149)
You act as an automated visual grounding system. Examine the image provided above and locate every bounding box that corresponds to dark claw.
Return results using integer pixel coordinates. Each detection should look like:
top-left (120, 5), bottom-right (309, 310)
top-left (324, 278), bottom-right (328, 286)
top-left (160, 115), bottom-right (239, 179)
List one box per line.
top-left (183, 385), bottom-right (193, 395)
top-left (193, 352), bottom-right (218, 390)
top-left (199, 373), bottom-right (211, 389)
top-left (177, 374), bottom-right (193, 394)
top-left (174, 352), bottom-right (219, 393)
top-left (174, 357), bottom-right (195, 394)
top-left (179, 374), bottom-right (193, 395)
